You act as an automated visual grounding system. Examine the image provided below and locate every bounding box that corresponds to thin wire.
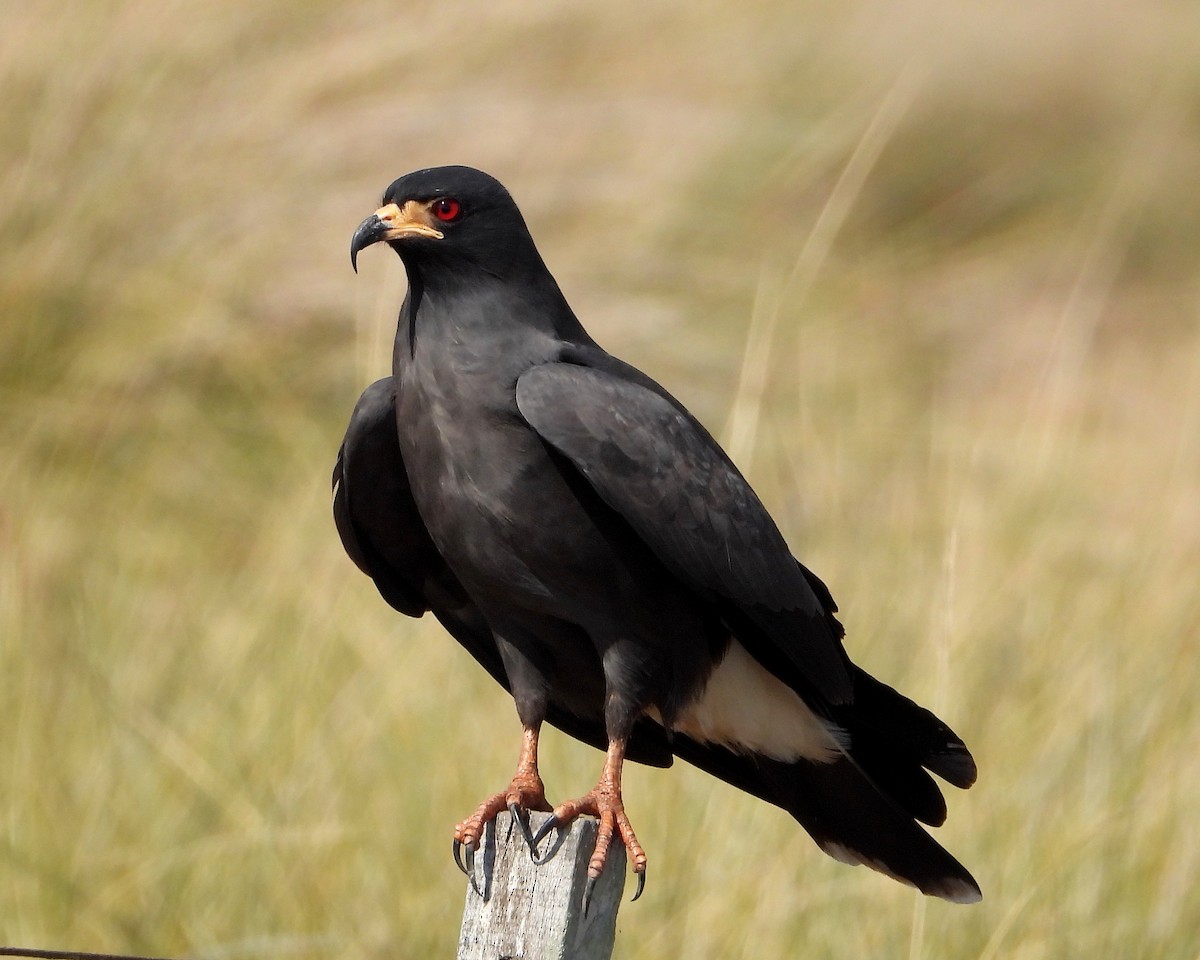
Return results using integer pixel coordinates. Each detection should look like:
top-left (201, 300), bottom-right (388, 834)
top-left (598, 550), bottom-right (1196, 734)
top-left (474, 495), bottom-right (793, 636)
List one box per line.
top-left (1, 947), bottom-right (186, 960)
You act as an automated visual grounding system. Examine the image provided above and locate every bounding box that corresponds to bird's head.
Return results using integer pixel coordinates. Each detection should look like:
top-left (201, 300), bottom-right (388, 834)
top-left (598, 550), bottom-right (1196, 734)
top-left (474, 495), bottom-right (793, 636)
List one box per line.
top-left (350, 166), bottom-right (541, 283)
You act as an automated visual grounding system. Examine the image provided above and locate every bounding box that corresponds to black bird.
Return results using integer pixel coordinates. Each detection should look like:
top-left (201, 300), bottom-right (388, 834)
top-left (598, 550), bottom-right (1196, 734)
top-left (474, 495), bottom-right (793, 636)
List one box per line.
top-left (336, 165), bottom-right (981, 908)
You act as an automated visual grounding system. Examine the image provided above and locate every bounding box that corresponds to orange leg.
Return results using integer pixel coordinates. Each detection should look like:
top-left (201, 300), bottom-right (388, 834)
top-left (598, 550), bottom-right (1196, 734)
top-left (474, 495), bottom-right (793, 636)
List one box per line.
top-left (531, 737), bottom-right (647, 912)
top-left (453, 724), bottom-right (552, 887)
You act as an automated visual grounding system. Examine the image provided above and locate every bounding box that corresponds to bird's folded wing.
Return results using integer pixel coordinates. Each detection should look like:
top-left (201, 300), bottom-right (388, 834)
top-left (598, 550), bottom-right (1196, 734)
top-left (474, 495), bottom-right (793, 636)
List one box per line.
top-left (333, 377), bottom-right (435, 618)
top-left (515, 360), bottom-right (853, 707)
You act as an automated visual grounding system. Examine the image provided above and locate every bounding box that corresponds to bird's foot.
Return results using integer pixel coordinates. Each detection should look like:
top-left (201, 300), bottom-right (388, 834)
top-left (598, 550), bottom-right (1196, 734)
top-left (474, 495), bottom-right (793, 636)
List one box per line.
top-left (453, 772), bottom-right (552, 893)
top-left (531, 780), bottom-right (648, 914)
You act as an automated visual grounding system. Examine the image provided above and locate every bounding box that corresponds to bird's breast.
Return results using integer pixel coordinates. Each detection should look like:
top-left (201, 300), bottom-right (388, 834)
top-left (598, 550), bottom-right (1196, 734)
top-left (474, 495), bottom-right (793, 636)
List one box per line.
top-left (394, 352), bottom-right (620, 613)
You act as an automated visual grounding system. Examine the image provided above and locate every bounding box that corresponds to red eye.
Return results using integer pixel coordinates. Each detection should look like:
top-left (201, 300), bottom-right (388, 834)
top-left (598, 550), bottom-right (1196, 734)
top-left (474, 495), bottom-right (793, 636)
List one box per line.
top-left (432, 197), bottom-right (462, 222)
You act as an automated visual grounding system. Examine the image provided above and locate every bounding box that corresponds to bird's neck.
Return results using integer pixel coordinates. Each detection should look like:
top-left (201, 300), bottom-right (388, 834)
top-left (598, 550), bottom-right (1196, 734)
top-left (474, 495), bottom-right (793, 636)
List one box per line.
top-left (398, 260), bottom-right (594, 353)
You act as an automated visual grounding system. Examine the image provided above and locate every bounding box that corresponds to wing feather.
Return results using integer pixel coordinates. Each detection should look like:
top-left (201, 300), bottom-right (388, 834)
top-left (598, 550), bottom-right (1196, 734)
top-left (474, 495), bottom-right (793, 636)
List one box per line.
top-left (515, 360), bottom-right (853, 707)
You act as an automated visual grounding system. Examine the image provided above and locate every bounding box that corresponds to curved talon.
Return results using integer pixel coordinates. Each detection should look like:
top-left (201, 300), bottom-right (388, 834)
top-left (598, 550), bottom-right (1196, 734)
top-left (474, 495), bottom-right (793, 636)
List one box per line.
top-left (582, 875), bottom-right (598, 919)
top-left (509, 801), bottom-right (537, 853)
top-left (531, 814), bottom-right (559, 847)
top-left (532, 816), bottom-right (559, 844)
top-left (452, 838), bottom-right (468, 876)
top-left (462, 841), bottom-right (484, 898)
top-left (529, 815), bottom-right (560, 864)
top-left (631, 866), bottom-right (646, 902)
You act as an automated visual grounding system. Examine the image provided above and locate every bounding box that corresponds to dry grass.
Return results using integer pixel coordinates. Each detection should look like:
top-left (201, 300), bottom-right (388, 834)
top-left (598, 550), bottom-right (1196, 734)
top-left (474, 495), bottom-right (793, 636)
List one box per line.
top-left (3, 1), bottom-right (1200, 957)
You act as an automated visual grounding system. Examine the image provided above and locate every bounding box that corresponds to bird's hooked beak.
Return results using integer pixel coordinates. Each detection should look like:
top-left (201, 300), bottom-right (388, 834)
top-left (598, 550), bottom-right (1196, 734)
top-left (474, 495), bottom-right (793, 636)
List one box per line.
top-left (350, 200), bottom-right (444, 272)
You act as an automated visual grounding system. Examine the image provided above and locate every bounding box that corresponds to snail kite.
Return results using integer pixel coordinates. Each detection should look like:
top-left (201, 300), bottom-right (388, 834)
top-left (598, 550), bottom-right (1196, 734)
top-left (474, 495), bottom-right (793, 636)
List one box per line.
top-left (335, 165), bottom-right (980, 910)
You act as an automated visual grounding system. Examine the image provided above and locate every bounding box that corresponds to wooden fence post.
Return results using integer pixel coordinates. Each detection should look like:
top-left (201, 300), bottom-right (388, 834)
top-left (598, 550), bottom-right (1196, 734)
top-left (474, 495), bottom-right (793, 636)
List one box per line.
top-left (456, 811), bottom-right (625, 960)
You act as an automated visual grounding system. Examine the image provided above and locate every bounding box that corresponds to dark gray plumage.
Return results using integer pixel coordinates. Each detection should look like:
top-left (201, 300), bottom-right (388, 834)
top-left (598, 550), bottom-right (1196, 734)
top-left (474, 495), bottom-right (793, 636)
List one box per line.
top-left (335, 165), bottom-right (980, 905)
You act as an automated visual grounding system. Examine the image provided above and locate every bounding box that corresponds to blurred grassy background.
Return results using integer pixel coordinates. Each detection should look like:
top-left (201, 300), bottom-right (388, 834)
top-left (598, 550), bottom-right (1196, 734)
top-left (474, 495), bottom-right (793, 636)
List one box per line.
top-left (3, 1), bottom-right (1199, 957)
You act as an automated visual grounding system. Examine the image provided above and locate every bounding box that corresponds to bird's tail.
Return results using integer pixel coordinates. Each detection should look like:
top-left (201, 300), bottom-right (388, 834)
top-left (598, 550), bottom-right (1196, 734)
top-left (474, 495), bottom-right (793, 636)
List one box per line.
top-left (671, 668), bottom-right (980, 903)
top-left (779, 751), bottom-right (981, 903)
top-left (833, 666), bottom-right (977, 824)
top-left (792, 668), bottom-right (980, 901)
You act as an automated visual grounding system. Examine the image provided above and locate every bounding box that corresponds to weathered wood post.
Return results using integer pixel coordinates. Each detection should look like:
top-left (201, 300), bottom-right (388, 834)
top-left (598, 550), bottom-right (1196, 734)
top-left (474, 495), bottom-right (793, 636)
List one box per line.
top-left (456, 811), bottom-right (625, 960)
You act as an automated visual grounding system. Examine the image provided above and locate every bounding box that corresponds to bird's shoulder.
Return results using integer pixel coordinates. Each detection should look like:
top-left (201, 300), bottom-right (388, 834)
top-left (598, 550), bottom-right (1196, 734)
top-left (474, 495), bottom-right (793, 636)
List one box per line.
top-left (514, 347), bottom-right (802, 610)
top-left (515, 348), bottom-right (854, 705)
